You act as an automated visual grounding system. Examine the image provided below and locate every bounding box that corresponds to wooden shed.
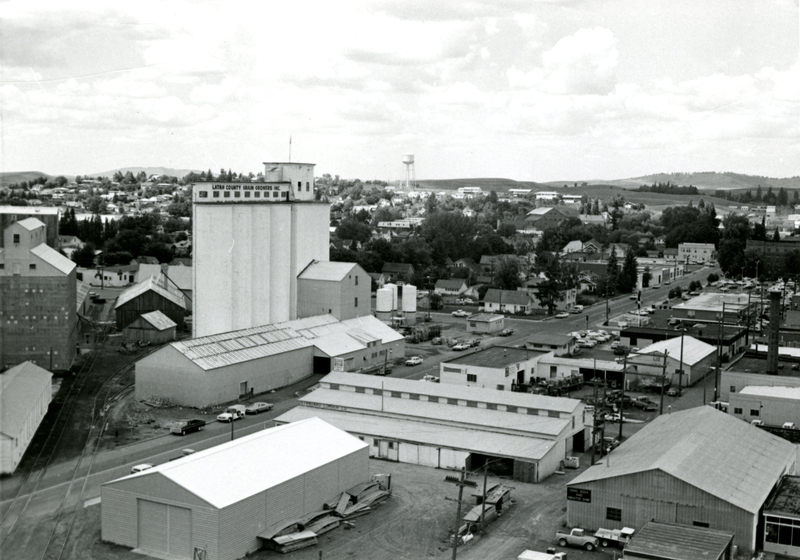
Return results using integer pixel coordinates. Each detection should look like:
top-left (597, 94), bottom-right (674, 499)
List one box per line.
top-left (122, 310), bottom-right (177, 344)
top-left (114, 274), bottom-right (186, 331)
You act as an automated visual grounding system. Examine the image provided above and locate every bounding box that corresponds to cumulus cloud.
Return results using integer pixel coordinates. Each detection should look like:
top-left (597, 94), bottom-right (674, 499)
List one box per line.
top-left (507, 27), bottom-right (619, 94)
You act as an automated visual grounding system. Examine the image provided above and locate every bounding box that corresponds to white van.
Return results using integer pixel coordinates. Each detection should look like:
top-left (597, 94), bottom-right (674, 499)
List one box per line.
top-left (131, 463), bottom-right (153, 474)
top-left (782, 422), bottom-right (797, 430)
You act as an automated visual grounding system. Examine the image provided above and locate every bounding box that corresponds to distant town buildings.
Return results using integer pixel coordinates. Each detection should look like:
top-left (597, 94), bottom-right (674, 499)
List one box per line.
top-left (677, 242), bottom-right (715, 263)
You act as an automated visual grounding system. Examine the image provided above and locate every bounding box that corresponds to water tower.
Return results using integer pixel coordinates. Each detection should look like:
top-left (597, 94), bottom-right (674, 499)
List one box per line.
top-left (403, 153), bottom-right (415, 189)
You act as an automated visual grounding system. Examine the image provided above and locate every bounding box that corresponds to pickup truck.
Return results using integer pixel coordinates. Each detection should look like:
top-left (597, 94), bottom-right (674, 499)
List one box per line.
top-left (594, 527), bottom-right (635, 548)
top-left (555, 527), bottom-right (598, 551)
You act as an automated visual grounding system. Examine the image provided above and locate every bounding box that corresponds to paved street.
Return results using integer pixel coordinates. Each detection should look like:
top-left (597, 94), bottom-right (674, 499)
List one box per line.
top-left (392, 265), bottom-right (719, 382)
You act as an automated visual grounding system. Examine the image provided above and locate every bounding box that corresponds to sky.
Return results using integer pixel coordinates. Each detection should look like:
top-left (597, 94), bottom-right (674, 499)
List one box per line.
top-left (1, 0), bottom-right (798, 182)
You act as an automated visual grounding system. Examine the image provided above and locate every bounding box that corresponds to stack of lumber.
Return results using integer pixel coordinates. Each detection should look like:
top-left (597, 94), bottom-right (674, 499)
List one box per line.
top-left (269, 531), bottom-right (318, 554)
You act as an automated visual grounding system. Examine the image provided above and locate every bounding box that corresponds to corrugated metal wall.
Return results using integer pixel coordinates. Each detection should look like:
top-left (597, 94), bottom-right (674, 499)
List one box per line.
top-left (218, 493), bottom-right (265, 560)
top-left (101, 477), bottom-right (218, 560)
top-left (567, 470), bottom-right (757, 554)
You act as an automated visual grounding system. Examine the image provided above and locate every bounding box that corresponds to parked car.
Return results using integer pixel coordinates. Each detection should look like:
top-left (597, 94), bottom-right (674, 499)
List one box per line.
top-left (452, 309), bottom-right (470, 317)
top-left (613, 345), bottom-right (629, 355)
top-left (498, 328), bottom-right (514, 337)
top-left (452, 343), bottom-right (471, 351)
top-left (431, 337), bottom-right (443, 345)
top-left (666, 387), bottom-right (681, 397)
top-left (245, 402), bottom-right (274, 414)
top-left (421, 375), bottom-right (439, 383)
top-left (574, 304), bottom-right (584, 312)
top-left (555, 312), bottom-right (569, 319)
top-left (632, 396), bottom-right (657, 411)
top-left (603, 437), bottom-right (621, 451)
top-left (468, 339), bottom-right (481, 347)
top-left (405, 356), bottom-right (423, 366)
top-left (131, 464), bottom-right (153, 474)
top-left (170, 419), bottom-right (206, 435)
top-left (610, 340), bottom-right (620, 349)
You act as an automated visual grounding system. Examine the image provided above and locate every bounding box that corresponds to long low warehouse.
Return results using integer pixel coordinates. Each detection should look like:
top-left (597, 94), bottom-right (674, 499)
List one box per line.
top-left (135, 314), bottom-right (405, 407)
top-left (275, 371), bottom-right (589, 483)
top-left (101, 418), bottom-right (369, 560)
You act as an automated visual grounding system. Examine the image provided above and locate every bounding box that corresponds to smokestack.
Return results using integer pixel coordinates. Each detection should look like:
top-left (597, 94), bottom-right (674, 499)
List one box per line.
top-left (767, 290), bottom-right (781, 375)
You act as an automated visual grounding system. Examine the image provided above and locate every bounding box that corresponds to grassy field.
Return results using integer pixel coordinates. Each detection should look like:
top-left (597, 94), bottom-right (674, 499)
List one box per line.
top-left (418, 179), bottom-right (737, 209)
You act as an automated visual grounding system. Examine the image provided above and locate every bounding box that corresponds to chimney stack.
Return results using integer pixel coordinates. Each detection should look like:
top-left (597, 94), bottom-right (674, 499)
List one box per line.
top-left (766, 290), bottom-right (781, 375)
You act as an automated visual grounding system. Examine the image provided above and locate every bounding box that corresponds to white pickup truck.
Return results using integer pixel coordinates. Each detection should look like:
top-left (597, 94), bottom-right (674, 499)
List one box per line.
top-left (594, 527), bottom-right (635, 548)
top-left (555, 527), bottom-right (598, 551)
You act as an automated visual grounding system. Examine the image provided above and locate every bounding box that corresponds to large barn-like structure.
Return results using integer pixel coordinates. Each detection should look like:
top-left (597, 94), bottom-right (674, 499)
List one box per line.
top-left (101, 418), bottom-right (369, 560)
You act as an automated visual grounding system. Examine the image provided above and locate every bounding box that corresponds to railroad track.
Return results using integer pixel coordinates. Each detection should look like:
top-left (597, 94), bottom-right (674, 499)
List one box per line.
top-left (0, 330), bottom-right (159, 560)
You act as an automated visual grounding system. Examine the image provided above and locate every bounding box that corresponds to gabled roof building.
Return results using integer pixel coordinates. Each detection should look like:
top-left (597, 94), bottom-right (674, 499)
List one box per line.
top-left (0, 362), bottom-right (52, 473)
top-left (135, 314), bottom-right (405, 407)
top-left (566, 406), bottom-right (797, 556)
top-left (0, 218), bottom-right (77, 371)
top-left (101, 418), bottom-right (369, 560)
top-left (276, 371), bottom-right (589, 484)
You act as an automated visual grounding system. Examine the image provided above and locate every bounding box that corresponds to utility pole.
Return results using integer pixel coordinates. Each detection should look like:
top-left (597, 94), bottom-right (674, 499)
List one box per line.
top-left (677, 329), bottom-right (685, 397)
top-left (659, 350), bottom-right (669, 415)
top-left (605, 289), bottom-right (610, 326)
top-left (619, 354), bottom-right (627, 441)
top-left (715, 302), bottom-right (725, 402)
top-left (444, 468), bottom-right (477, 560)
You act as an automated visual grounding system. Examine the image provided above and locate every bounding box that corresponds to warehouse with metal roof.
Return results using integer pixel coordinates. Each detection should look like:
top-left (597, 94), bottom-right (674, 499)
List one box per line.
top-left (633, 335), bottom-right (717, 386)
top-left (275, 371), bottom-right (589, 483)
top-left (135, 314), bottom-right (404, 407)
top-left (101, 418), bottom-right (369, 560)
top-left (566, 406), bottom-right (797, 556)
top-left (0, 362), bottom-right (52, 473)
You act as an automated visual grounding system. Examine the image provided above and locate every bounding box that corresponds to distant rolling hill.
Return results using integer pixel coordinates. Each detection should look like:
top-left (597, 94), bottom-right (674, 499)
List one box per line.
top-left (0, 171), bottom-right (56, 188)
top-left (545, 172), bottom-right (800, 192)
top-left (87, 166), bottom-right (200, 179)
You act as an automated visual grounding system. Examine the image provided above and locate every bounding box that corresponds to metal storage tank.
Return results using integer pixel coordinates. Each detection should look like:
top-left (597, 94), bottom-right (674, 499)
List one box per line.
top-left (384, 283), bottom-right (398, 310)
top-left (376, 288), bottom-right (393, 321)
top-left (401, 285), bottom-right (417, 323)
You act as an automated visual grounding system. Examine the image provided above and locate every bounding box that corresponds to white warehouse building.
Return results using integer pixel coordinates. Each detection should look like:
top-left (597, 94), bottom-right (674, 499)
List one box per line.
top-left (276, 372), bottom-right (589, 483)
top-left (0, 361), bottom-right (52, 474)
top-left (101, 418), bottom-right (369, 560)
top-left (135, 314), bottom-right (405, 407)
top-left (729, 386), bottom-right (800, 427)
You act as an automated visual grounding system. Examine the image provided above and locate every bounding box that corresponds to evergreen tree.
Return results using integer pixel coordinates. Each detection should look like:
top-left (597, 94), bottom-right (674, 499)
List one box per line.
top-left (606, 252), bottom-right (619, 294)
top-left (620, 248), bottom-right (638, 293)
top-left (773, 228), bottom-right (781, 242)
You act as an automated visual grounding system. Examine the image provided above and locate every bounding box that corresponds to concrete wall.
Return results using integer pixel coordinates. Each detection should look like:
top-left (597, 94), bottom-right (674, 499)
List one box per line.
top-left (193, 202), bottom-right (329, 338)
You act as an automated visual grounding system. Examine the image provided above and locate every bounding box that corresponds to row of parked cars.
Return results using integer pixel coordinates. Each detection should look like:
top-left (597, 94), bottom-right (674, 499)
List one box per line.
top-left (569, 329), bottom-right (615, 349)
